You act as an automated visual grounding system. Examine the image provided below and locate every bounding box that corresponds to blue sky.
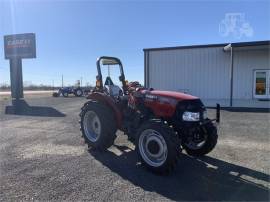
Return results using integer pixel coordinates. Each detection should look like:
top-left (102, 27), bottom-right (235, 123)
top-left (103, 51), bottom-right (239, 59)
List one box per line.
top-left (0, 0), bottom-right (269, 87)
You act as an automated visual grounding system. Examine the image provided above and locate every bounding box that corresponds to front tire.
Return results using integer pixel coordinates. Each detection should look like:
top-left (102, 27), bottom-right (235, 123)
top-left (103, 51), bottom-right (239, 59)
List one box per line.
top-left (80, 101), bottom-right (117, 150)
top-left (136, 120), bottom-right (181, 175)
top-left (62, 92), bottom-right (68, 97)
top-left (182, 122), bottom-right (218, 156)
top-left (75, 89), bottom-right (83, 97)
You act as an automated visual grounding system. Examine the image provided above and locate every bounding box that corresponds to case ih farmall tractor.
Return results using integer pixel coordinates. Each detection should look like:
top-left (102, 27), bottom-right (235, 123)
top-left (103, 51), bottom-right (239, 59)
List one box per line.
top-left (80, 56), bottom-right (220, 174)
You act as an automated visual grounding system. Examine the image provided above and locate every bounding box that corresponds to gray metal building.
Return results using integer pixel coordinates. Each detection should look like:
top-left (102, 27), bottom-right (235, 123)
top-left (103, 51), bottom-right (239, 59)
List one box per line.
top-left (144, 41), bottom-right (270, 108)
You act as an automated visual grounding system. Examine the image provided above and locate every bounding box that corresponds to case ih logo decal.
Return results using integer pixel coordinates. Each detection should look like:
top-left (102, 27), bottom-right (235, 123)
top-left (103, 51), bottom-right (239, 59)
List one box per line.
top-left (145, 94), bottom-right (158, 100)
top-left (4, 33), bottom-right (36, 59)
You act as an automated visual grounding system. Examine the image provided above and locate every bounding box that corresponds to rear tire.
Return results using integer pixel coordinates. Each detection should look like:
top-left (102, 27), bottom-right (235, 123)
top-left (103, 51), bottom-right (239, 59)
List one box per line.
top-left (136, 120), bottom-right (181, 175)
top-left (183, 122), bottom-right (218, 156)
top-left (80, 101), bottom-right (117, 151)
top-left (52, 92), bottom-right (59, 97)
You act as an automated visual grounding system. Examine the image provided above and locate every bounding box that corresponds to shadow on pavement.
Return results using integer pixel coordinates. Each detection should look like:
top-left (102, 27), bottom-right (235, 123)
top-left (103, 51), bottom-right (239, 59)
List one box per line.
top-left (207, 107), bottom-right (270, 113)
top-left (89, 145), bottom-right (269, 201)
top-left (223, 107), bottom-right (270, 113)
top-left (5, 99), bottom-right (65, 117)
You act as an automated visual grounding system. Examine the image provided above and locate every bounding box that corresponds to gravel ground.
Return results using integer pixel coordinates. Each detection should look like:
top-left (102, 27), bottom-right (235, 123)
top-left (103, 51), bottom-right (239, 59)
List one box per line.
top-left (0, 91), bottom-right (53, 96)
top-left (0, 96), bottom-right (269, 201)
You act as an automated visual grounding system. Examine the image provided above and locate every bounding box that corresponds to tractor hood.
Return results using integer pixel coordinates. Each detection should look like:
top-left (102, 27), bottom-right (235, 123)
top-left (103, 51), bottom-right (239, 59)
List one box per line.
top-left (149, 90), bottom-right (198, 101)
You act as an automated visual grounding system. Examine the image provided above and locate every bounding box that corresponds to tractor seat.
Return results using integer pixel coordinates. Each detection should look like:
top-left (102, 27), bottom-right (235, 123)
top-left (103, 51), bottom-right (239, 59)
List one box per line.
top-left (104, 76), bottom-right (123, 97)
top-left (104, 85), bottom-right (123, 97)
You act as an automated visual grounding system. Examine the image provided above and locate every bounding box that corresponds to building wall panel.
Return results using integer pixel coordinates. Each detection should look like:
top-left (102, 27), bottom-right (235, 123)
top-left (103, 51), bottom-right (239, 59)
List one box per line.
top-left (233, 49), bottom-right (270, 99)
top-left (148, 47), bottom-right (231, 99)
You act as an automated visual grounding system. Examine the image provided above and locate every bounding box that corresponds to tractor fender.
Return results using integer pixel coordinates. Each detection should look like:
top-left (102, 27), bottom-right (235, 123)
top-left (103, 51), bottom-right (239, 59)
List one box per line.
top-left (86, 92), bottom-right (122, 128)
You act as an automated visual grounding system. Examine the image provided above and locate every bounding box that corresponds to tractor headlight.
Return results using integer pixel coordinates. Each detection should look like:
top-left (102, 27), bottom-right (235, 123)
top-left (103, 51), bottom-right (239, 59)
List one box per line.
top-left (182, 111), bottom-right (200, 122)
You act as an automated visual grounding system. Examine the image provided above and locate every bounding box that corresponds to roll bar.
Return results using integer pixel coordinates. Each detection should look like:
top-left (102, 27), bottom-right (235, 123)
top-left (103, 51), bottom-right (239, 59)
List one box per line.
top-left (96, 56), bottom-right (127, 94)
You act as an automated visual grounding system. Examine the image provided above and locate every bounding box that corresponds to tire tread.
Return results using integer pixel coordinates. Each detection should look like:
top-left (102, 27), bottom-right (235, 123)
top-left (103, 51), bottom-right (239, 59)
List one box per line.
top-left (136, 119), bottom-right (181, 175)
top-left (80, 101), bottom-right (117, 151)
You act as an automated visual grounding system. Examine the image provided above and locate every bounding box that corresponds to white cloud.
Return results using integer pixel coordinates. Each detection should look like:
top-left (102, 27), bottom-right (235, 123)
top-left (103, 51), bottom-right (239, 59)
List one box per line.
top-left (219, 13), bottom-right (254, 39)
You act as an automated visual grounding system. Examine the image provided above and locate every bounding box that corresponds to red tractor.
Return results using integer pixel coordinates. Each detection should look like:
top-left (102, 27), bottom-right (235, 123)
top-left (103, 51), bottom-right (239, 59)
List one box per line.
top-left (80, 56), bottom-right (220, 174)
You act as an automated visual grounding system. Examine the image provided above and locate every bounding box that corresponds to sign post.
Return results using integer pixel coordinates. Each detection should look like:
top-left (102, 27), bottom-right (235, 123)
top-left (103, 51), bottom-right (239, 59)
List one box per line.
top-left (4, 33), bottom-right (36, 100)
top-left (10, 58), bottom-right (23, 99)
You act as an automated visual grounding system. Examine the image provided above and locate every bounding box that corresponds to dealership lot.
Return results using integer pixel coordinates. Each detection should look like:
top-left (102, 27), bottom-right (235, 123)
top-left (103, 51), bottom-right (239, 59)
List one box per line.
top-left (0, 95), bottom-right (269, 201)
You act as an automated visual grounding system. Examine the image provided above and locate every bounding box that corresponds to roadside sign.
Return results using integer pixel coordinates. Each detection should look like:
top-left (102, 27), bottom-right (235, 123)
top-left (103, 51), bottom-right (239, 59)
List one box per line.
top-left (4, 33), bottom-right (36, 59)
top-left (3, 33), bottom-right (36, 100)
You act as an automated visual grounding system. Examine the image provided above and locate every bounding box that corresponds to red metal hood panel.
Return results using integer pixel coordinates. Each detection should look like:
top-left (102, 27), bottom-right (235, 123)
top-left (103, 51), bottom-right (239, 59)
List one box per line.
top-left (149, 90), bottom-right (198, 100)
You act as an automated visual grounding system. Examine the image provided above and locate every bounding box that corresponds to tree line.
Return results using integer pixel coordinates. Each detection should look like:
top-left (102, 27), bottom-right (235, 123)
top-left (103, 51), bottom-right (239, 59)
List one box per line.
top-left (0, 84), bottom-right (58, 91)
